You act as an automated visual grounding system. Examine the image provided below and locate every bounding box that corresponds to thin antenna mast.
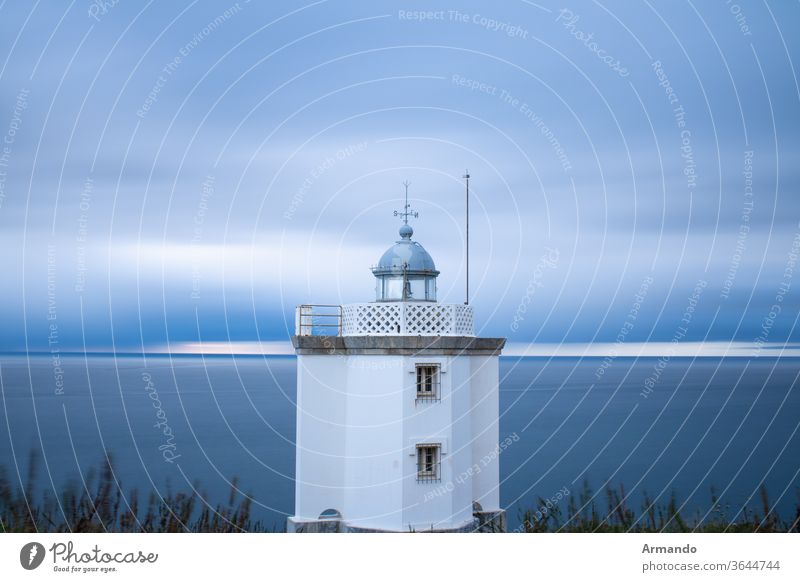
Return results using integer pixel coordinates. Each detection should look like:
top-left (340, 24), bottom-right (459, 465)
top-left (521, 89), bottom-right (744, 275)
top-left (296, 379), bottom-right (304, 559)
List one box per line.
top-left (463, 170), bottom-right (470, 305)
top-left (402, 180), bottom-right (410, 224)
top-left (394, 181), bottom-right (417, 301)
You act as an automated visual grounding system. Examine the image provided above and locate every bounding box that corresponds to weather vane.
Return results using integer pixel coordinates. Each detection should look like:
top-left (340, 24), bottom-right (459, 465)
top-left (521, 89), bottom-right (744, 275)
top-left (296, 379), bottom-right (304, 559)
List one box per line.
top-left (393, 180), bottom-right (419, 224)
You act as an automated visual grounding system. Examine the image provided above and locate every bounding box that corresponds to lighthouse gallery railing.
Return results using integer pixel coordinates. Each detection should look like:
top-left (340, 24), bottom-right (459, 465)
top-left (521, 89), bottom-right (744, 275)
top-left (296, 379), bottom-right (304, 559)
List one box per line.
top-left (295, 303), bottom-right (474, 337)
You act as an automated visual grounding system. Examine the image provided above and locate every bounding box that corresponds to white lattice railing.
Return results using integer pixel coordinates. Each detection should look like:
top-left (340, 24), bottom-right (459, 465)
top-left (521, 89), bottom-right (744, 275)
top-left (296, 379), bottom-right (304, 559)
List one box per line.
top-left (340, 303), bottom-right (474, 337)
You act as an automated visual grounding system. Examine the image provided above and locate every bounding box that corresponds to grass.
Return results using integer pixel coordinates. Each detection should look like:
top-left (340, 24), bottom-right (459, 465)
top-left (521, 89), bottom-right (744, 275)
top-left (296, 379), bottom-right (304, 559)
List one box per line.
top-left (2, 453), bottom-right (798, 532)
top-left (519, 480), bottom-right (800, 533)
top-left (0, 452), bottom-right (268, 533)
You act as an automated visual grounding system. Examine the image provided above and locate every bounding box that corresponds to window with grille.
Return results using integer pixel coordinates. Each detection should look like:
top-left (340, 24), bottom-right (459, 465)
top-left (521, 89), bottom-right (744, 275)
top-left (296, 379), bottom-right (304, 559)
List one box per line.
top-left (415, 364), bottom-right (440, 401)
top-left (416, 444), bottom-right (441, 482)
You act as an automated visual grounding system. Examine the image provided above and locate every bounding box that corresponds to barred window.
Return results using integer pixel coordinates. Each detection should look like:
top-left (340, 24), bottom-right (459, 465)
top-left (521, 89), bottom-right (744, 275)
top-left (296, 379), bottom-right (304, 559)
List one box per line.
top-left (416, 444), bottom-right (441, 482)
top-left (415, 364), bottom-right (440, 401)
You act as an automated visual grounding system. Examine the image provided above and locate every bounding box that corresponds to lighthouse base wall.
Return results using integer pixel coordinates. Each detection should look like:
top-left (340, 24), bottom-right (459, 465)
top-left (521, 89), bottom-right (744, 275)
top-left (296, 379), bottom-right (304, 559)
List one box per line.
top-left (288, 513), bottom-right (506, 533)
top-left (287, 517), bottom-right (344, 533)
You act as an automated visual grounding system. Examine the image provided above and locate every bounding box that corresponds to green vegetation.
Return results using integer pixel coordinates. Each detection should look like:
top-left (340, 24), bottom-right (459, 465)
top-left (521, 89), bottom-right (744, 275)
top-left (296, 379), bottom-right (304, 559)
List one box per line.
top-left (2, 454), bottom-right (797, 532)
top-left (1, 453), bottom-right (266, 533)
top-left (519, 481), bottom-right (800, 533)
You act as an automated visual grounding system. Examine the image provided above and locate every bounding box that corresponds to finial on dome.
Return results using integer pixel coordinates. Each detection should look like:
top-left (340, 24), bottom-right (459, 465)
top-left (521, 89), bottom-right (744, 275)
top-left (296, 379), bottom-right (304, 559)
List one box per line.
top-left (399, 223), bottom-right (413, 239)
top-left (393, 180), bottom-right (418, 227)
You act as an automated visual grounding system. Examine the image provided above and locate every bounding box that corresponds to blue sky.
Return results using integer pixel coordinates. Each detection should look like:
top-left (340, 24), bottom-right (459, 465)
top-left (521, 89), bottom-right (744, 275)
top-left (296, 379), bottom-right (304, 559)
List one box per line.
top-left (0, 0), bottom-right (798, 352)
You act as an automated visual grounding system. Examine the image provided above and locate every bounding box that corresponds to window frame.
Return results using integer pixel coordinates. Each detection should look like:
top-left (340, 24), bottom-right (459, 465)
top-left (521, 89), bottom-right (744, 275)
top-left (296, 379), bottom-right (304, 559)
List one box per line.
top-left (415, 363), bottom-right (441, 402)
top-left (416, 443), bottom-right (441, 483)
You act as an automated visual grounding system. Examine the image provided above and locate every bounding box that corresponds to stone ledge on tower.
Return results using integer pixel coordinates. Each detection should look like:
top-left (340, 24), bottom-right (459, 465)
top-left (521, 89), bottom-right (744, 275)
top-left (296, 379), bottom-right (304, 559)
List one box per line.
top-left (291, 334), bottom-right (505, 356)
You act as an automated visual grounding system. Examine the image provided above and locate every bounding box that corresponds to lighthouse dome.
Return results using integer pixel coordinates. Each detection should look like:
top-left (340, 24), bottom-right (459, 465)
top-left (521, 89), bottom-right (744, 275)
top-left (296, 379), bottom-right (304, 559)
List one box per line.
top-left (372, 225), bottom-right (439, 302)
top-left (375, 225), bottom-right (437, 273)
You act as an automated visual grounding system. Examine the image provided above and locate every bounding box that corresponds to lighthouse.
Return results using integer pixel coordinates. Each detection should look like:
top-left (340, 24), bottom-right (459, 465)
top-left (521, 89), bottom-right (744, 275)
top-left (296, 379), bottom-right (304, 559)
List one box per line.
top-left (288, 189), bottom-right (506, 533)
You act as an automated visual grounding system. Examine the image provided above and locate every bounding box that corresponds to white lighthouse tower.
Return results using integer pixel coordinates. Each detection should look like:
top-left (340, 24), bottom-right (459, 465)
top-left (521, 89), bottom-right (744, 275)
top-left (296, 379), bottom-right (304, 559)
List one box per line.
top-left (288, 190), bottom-right (506, 533)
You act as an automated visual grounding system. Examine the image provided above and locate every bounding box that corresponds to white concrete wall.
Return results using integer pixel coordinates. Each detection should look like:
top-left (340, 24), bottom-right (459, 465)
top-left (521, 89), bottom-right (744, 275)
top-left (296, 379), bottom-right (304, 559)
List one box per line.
top-left (294, 355), bottom-right (348, 520)
top-left (294, 351), bottom-right (501, 531)
top-left (343, 355), bottom-right (405, 530)
top-left (449, 357), bottom-right (479, 523)
top-left (470, 356), bottom-right (501, 511)
top-left (401, 355), bottom-right (473, 530)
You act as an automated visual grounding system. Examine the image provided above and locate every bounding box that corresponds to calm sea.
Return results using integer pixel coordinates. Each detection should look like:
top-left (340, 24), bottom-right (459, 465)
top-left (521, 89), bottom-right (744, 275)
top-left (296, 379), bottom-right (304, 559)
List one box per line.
top-left (1, 354), bottom-right (798, 531)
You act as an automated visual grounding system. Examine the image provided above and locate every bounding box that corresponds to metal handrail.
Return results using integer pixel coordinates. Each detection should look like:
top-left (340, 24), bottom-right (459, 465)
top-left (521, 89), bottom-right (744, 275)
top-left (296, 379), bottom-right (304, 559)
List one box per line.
top-left (296, 304), bottom-right (343, 336)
